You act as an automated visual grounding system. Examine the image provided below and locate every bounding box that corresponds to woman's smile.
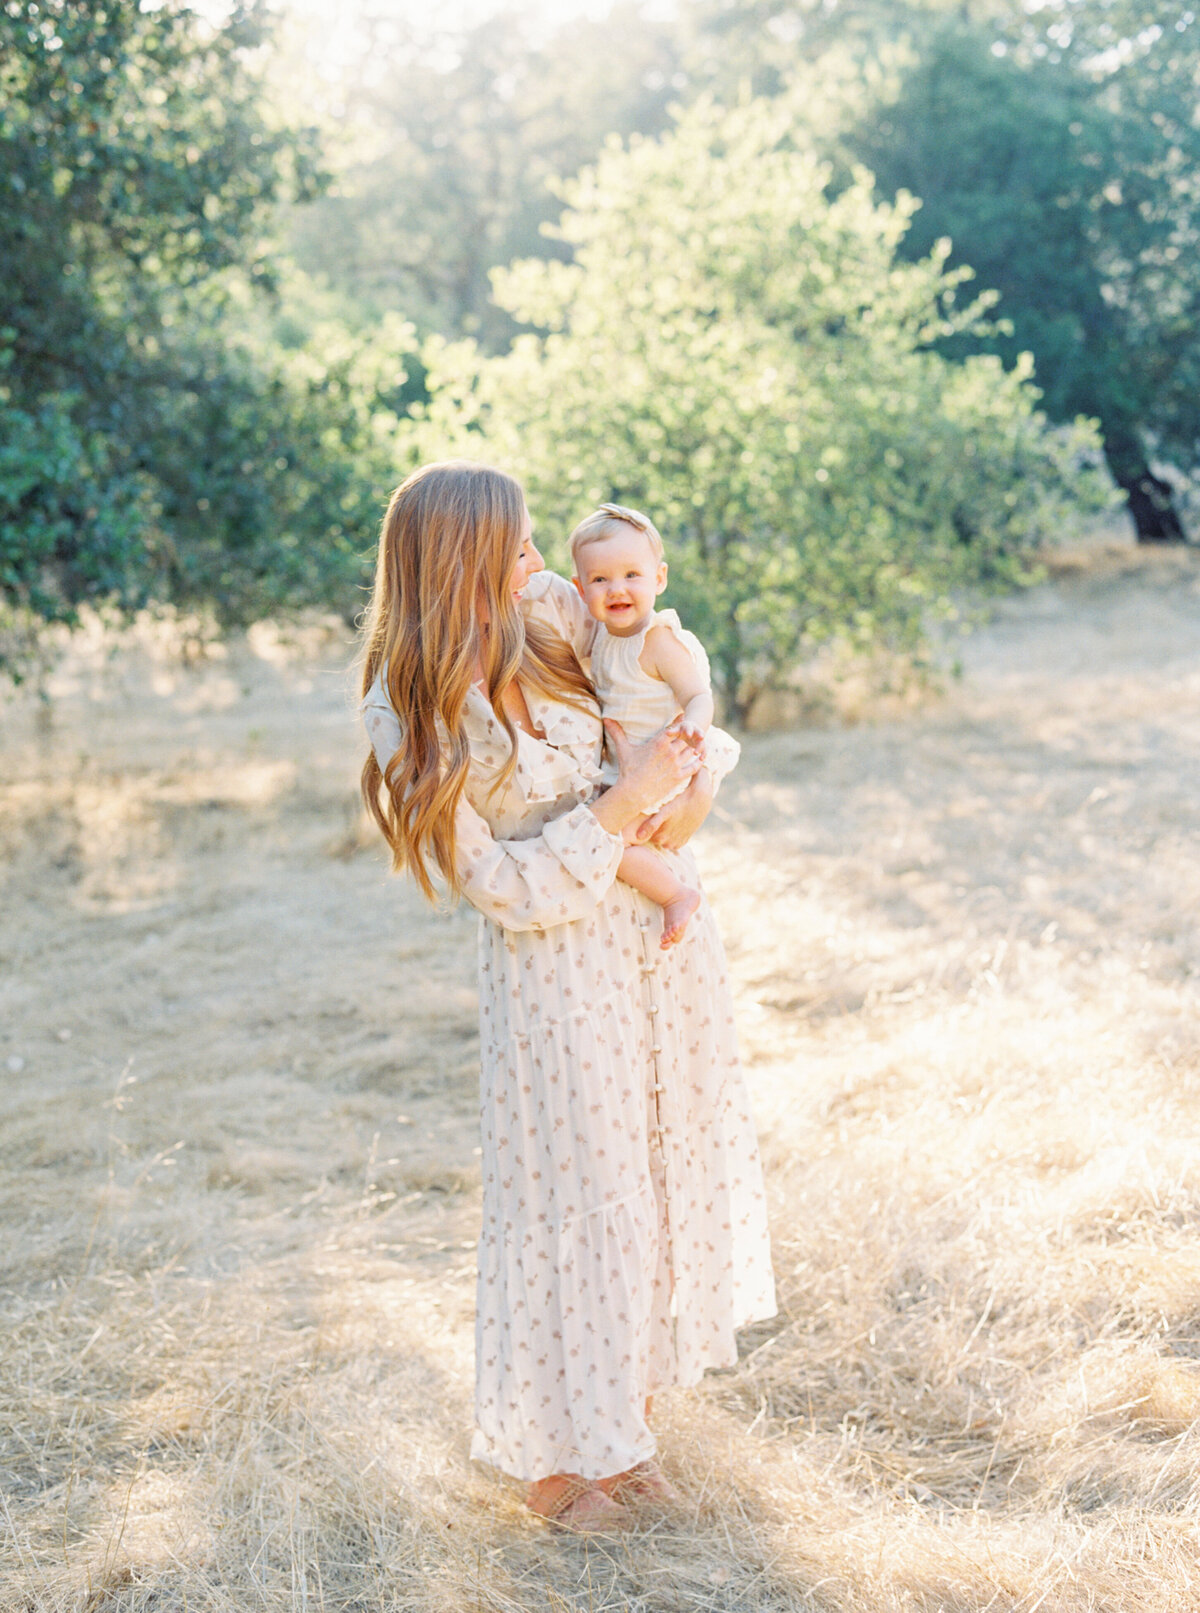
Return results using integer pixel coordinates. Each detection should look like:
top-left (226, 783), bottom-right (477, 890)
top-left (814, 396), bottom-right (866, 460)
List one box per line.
top-left (507, 510), bottom-right (545, 603)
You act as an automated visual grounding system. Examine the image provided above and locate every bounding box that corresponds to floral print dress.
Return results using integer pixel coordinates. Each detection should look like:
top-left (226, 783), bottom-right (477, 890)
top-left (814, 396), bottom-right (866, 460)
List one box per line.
top-left (362, 571), bottom-right (776, 1483)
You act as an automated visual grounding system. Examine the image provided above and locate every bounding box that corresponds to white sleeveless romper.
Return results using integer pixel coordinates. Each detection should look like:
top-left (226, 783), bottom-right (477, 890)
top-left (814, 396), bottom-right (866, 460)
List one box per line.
top-left (590, 608), bottom-right (712, 811)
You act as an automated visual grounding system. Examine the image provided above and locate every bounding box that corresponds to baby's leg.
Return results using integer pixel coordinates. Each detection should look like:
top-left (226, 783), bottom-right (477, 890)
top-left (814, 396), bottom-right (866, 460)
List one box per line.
top-left (618, 844), bottom-right (701, 949)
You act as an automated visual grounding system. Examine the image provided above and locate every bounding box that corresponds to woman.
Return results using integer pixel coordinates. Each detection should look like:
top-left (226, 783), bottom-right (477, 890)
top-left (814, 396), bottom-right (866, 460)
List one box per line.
top-left (361, 461), bottom-right (775, 1530)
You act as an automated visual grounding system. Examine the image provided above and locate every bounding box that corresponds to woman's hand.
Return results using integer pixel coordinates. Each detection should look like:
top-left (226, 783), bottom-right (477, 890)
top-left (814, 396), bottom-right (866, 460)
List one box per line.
top-left (635, 766), bottom-right (714, 850)
top-left (603, 718), bottom-right (701, 818)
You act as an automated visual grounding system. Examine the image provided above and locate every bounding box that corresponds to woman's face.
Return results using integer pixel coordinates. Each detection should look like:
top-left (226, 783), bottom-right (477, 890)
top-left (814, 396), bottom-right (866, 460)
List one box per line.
top-left (507, 508), bottom-right (544, 604)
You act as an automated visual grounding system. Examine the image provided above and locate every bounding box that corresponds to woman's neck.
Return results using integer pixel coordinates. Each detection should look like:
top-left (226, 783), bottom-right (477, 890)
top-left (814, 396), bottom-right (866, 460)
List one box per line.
top-left (474, 658), bottom-right (542, 738)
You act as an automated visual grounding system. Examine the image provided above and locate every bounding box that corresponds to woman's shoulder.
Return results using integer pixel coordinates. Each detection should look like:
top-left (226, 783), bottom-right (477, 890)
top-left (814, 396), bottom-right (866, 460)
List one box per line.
top-left (523, 569), bottom-right (565, 601)
top-left (522, 568), bottom-right (579, 618)
top-left (521, 569), bottom-right (595, 656)
top-left (361, 672), bottom-right (392, 714)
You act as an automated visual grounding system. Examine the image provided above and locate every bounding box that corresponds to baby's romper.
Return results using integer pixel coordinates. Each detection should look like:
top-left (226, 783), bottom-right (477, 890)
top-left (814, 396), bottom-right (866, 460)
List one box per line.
top-left (590, 609), bottom-right (717, 813)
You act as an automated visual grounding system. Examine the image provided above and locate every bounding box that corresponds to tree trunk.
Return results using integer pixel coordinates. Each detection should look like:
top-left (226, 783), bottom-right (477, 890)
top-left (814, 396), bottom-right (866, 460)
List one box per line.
top-left (716, 642), bottom-right (747, 728)
top-left (1102, 425), bottom-right (1188, 544)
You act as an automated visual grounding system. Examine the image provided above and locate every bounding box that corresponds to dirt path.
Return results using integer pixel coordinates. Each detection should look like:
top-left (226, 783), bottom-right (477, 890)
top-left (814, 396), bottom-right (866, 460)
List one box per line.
top-left (3, 545), bottom-right (1200, 1612)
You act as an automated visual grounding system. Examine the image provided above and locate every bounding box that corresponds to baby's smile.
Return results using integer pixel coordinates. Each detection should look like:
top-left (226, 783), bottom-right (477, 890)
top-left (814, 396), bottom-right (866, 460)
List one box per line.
top-left (573, 524), bottom-right (669, 638)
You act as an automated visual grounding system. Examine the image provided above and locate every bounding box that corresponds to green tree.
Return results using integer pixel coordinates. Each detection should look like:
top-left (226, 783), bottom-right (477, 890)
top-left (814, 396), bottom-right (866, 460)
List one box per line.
top-left (684, 0), bottom-right (1200, 541)
top-left (136, 292), bottom-right (417, 622)
top-left (0, 0), bottom-right (389, 668)
top-left (416, 97), bottom-right (1104, 719)
top-left (845, 9), bottom-right (1200, 541)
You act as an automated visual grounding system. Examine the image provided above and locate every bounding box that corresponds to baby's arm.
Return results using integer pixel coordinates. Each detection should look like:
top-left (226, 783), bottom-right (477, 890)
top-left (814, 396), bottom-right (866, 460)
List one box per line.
top-left (642, 625), bottom-right (714, 746)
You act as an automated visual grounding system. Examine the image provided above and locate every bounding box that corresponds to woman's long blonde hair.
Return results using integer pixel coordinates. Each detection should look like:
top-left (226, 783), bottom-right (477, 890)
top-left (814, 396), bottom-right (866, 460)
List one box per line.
top-left (360, 461), bottom-right (595, 902)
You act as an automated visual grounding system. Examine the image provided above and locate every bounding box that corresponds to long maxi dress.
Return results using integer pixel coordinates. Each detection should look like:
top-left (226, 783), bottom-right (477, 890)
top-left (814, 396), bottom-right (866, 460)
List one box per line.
top-left (362, 571), bottom-right (776, 1483)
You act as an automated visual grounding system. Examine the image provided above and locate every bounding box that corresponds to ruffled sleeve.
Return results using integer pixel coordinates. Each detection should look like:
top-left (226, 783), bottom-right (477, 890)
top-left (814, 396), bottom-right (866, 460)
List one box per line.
top-left (521, 569), bottom-right (595, 662)
top-left (452, 794), bottom-right (624, 931)
top-left (647, 608), bottom-right (711, 685)
top-left (363, 681), bottom-right (623, 932)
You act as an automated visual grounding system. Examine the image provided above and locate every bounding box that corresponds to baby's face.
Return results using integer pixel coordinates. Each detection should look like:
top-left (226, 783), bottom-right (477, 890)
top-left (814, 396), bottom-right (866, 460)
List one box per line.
top-left (573, 527), bottom-right (667, 635)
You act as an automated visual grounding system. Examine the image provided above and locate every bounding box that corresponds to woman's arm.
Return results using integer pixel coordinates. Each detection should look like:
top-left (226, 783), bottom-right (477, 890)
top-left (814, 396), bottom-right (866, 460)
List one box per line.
top-left (632, 715), bottom-right (740, 849)
top-left (366, 695), bottom-right (621, 931)
top-left (364, 693), bottom-right (699, 932)
top-left (453, 722), bottom-right (699, 929)
top-left (635, 766), bottom-right (715, 851)
top-left (453, 795), bottom-right (625, 930)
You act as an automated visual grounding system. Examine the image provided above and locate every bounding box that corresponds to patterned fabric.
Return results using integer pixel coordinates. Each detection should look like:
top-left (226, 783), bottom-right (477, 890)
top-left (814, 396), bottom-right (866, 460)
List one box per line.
top-left (362, 571), bottom-right (776, 1482)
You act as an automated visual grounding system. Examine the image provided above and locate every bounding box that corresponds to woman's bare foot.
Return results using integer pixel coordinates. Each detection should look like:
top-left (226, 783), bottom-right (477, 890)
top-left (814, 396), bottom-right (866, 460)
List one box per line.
top-left (526, 1473), bottom-right (630, 1533)
top-left (660, 885), bottom-right (700, 948)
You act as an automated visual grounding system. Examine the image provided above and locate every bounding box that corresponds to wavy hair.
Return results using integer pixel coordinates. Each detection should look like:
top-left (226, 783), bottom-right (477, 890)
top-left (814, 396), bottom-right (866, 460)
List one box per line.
top-left (360, 461), bottom-right (595, 901)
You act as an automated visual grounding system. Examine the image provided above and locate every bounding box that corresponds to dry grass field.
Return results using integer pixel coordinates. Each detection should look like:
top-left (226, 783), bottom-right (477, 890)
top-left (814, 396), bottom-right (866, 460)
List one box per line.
top-left (3, 540), bottom-right (1200, 1612)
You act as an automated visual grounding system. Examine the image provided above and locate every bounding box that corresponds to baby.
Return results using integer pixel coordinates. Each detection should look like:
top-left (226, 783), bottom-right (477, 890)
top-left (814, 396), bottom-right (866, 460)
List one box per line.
top-left (570, 502), bottom-right (716, 948)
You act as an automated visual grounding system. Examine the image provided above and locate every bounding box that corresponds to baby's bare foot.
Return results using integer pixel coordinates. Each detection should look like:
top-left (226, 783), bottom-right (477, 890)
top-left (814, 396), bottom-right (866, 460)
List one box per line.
top-left (660, 886), bottom-right (700, 948)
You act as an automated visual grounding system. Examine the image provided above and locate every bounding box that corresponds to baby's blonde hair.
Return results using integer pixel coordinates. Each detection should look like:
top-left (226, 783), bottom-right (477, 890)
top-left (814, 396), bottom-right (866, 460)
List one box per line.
top-left (569, 502), bottom-right (664, 571)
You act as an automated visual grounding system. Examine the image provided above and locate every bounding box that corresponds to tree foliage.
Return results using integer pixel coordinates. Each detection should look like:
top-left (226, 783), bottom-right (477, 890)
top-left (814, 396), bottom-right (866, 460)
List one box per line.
top-left (3, 0), bottom-right (1154, 686)
top-left (845, 6), bottom-right (1200, 540)
top-left (0, 0), bottom-right (405, 669)
top-left (686, 0), bottom-right (1200, 540)
top-left (415, 98), bottom-right (1105, 717)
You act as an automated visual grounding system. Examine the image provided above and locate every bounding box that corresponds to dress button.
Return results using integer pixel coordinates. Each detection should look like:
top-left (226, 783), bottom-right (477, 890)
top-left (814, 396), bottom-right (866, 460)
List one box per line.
top-left (647, 1004), bottom-right (659, 1015)
top-left (651, 1045), bottom-right (662, 1055)
top-left (652, 1084), bottom-right (665, 1095)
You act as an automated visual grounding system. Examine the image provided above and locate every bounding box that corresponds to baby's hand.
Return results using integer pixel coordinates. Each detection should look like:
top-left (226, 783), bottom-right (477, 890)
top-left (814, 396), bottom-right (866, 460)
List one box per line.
top-left (665, 716), bottom-right (706, 753)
